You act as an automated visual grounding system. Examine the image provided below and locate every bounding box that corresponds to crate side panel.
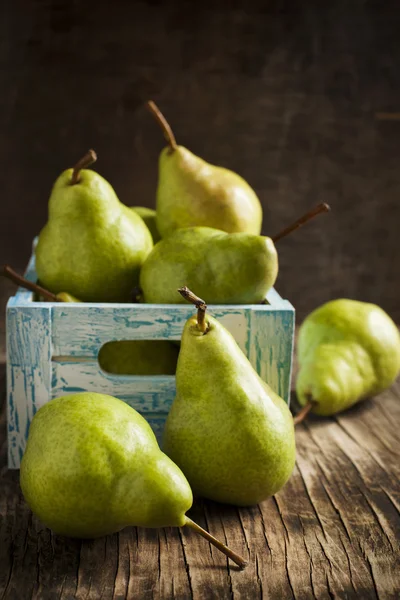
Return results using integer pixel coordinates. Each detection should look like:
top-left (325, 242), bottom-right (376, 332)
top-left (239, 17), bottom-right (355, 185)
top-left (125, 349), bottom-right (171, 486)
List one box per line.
top-left (250, 309), bottom-right (295, 404)
top-left (7, 306), bottom-right (52, 366)
top-left (52, 306), bottom-right (251, 356)
top-left (146, 415), bottom-right (167, 446)
top-left (51, 362), bottom-right (176, 412)
top-left (208, 308), bottom-right (251, 355)
top-left (7, 306), bottom-right (52, 468)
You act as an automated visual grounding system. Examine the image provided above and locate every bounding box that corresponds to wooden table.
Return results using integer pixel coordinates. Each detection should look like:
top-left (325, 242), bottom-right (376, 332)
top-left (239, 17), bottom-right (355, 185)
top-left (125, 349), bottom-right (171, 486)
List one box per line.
top-left (1, 350), bottom-right (399, 598)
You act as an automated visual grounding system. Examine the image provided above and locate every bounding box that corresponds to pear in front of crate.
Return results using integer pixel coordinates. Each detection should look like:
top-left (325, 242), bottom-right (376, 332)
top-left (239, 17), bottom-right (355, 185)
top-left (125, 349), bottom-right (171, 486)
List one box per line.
top-left (163, 288), bottom-right (296, 506)
top-left (20, 392), bottom-right (247, 568)
top-left (295, 299), bottom-right (400, 419)
top-left (35, 150), bottom-right (153, 302)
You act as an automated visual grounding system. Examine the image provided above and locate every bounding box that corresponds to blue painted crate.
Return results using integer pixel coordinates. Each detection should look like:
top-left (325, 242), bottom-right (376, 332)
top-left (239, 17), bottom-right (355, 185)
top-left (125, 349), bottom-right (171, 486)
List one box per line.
top-left (7, 243), bottom-right (295, 468)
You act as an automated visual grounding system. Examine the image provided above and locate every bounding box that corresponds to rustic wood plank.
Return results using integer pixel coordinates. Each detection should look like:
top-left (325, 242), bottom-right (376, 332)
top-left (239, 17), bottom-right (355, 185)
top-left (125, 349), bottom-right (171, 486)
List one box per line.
top-left (300, 416), bottom-right (400, 599)
top-left (2, 355), bottom-right (400, 598)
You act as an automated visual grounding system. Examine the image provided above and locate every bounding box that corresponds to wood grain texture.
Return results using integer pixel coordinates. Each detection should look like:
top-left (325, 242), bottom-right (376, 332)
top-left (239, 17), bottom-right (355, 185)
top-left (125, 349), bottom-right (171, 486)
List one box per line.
top-left (1, 365), bottom-right (400, 598)
top-left (1, 0), bottom-right (400, 322)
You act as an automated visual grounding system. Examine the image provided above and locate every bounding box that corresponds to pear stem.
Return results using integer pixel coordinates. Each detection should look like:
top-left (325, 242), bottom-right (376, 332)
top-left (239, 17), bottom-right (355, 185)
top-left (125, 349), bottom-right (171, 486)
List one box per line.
top-left (184, 517), bottom-right (248, 569)
top-left (1, 265), bottom-right (61, 302)
top-left (272, 203), bottom-right (331, 243)
top-left (178, 286), bottom-right (208, 333)
top-left (71, 149), bottom-right (97, 185)
top-left (146, 100), bottom-right (178, 151)
top-left (293, 398), bottom-right (315, 426)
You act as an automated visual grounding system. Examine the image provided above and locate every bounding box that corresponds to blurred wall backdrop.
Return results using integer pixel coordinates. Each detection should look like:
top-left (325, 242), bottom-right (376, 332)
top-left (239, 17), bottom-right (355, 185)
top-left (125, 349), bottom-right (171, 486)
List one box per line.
top-left (1, 0), bottom-right (399, 321)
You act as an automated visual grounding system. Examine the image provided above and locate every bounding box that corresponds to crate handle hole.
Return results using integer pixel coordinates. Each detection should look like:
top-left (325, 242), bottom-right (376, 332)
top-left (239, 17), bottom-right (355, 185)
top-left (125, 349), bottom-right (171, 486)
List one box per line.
top-left (98, 340), bottom-right (180, 376)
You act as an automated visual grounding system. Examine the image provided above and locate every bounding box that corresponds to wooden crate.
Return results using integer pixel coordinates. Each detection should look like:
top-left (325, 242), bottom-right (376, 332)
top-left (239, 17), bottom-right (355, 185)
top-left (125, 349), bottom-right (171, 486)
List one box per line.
top-left (6, 245), bottom-right (295, 468)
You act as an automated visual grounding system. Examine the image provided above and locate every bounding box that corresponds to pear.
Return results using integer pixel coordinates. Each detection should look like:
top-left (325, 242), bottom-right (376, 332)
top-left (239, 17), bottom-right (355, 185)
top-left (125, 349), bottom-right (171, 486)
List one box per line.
top-left (131, 207), bottom-right (161, 244)
top-left (140, 226), bottom-right (278, 304)
top-left (147, 101), bottom-right (262, 238)
top-left (99, 340), bottom-right (179, 375)
top-left (36, 150), bottom-right (153, 302)
top-left (163, 288), bottom-right (296, 506)
top-left (296, 299), bottom-right (400, 418)
top-left (140, 204), bottom-right (331, 305)
top-left (2, 266), bottom-right (178, 376)
top-left (20, 392), bottom-right (246, 568)
top-left (51, 291), bottom-right (81, 302)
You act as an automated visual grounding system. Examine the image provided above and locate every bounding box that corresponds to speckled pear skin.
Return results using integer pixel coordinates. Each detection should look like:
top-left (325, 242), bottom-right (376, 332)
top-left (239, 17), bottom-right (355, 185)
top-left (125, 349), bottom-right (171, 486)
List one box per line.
top-left (140, 227), bottom-right (278, 304)
top-left (131, 207), bottom-right (161, 244)
top-left (296, 299), bottom-right (400, 416)
top-left (163, 315), bottom-right (296, 506)
top-left (20, 393), bottom-right (193, 538)
top-left (99, 340), bottom-right (179, 375)
top-left (36, 169), bottom-right (153, 302)
top-left (156, 146), bottom-right (263, 238)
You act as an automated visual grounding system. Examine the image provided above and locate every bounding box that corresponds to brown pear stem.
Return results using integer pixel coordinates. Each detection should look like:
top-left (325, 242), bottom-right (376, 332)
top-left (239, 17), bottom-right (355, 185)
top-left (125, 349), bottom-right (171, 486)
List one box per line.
top-left (146, 100), bottom-right (177, 151)
top-left (184, 517), bottom-right (248, 569)
top-left (178, 286), bottom-right (208, 333)
top-left (293, 399), bottom-right (316, 426)
top-left (272, 203), bottom-right (331, 243)
top-left (71, 149), bottom-right (97, 185)
top-left (2, 265), bottom-right (60, 301)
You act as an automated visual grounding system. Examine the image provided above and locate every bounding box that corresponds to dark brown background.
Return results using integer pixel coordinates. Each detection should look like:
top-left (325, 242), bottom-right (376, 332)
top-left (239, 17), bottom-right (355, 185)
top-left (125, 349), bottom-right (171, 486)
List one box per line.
top-left (1, 0), bottom-right (400, 322)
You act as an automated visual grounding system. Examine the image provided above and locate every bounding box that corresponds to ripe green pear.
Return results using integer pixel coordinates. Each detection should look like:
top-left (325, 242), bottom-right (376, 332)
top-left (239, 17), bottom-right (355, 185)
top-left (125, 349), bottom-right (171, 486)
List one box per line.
top-left (53, 291), bottom-right (81, 302)
top-left (140, 227), bottom-right (278, 304)
top-left (296, 299), bottom-right (400, 416)
top-left (99, 340), bottom-right (179, 375)
top-left (20, 392), bottom-right (247, 568)
top-left (163, 309), bottom-right (296, 506)
top-left (131, 207), bottom-right (161, 244)
top-left (156, 146), bottom-right (263, 238)
top-left (20, 393), bottom-right (193, 537)
top-left (147, 101), bottom-right (262, 238)
top-left (36, 152), bottom-right (153, 302)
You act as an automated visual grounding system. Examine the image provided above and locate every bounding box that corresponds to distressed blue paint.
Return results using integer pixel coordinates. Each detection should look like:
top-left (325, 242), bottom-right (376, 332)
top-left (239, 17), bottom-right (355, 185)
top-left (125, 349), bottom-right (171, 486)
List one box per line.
top-left (7, 244), bottom-right (295, 468)
top-left (7, 301), bottom-right (52, 468)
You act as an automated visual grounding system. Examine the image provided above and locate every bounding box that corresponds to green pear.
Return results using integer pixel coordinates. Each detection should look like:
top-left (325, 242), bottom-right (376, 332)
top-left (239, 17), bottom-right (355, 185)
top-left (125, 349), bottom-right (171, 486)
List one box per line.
top-left (131, 207), bottom-right (161, 244)
top-left (147, 101), bottom-right (262, 238)
top-left (53, 291), bottom-right (81, 302)
top-left (296, 299), bottom-right (400, 416)
top-left (140, 227), bottom-right (278, 304)
top-left (36, 150), bottom-right (153, 302)
top-left (20, 393), bottom-right (246, 567)
top-left (163, 289), bottom-right (296, 506)
top-left (99, 340), bottom-right (179, 375)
